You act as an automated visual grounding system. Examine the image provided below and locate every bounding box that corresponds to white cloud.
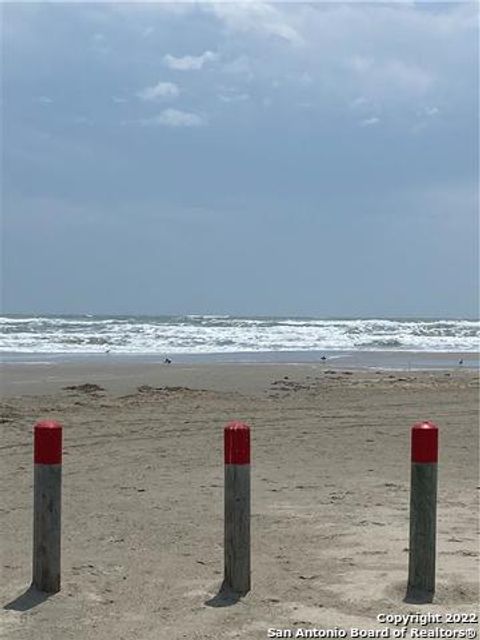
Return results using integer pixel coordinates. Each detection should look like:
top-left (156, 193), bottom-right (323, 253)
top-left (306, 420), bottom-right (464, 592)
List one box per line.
top-left (297, 101), bottom-right (314, 109)
top-left (384, 60), bottom-right (434, 94)
top-left (350, 96), bottom-right (369, 109)
top-left (34, 96), bottom-right (53, 105)
top-left (222, 55), bottom-right (253, 80)
top-left (298, 71), bottom-right (313, 86)
top-left (347, 55), bottom-right (435, 102)
top-left (208, 3), bottom-right (303, 46)
top-left (163, 51), bottom-right (217, 71)
top-left (262, 97), bottom-right (272, 109)
top-left (72, 116), bottom-right (94, 126)
top-left (424, 106), bottom-right (440, 117)
top-left (349, 96), bottom-right (382, 123)
top-left (411, 106), bottom-right (441, 134)
top-left (91, 32), bottom-right (109, 55)
top-left (349, 56), bottom-right (374, 74)
top-left (137, 81), bottom-right (179, 101)
top-left (349, 56), bottom-right (433, 93)
top-left (361, 117), bottom-right (380, 127)
top-left (142, 109), bottom-right (206, 128)
top-left (219, 92), bottom-right (250, 104)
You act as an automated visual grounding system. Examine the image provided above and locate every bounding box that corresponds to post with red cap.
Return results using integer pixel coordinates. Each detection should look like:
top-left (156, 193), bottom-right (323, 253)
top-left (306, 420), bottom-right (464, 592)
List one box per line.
top-left (224, 422), bottom-right (251, 596)
top-left (407, 421), bottom-right (439, 603)
top-left (33, 421), bottom-right (62, 593)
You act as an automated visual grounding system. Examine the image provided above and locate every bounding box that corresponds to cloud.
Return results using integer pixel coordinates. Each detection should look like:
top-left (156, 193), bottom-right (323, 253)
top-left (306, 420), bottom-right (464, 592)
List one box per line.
top-left (163, 51), bottom-right (217, 71)
top-left (361, 117), bottom-right (380, 127)
top-left (34, 96), bottom-right (53, 105)
top-left (72, 116), bottom-right (94, 126)
top-left (218, 91), bottom-right (250, 104)
top-left (298, 72), bottom-right (313, 86)
top-left (297, 101), bottom-right (314, 110)
top-left (349, 56), bottom-right (374, 74)
top-left (142, 108), bottom-right (206, 128)
top-left (411, 106), bottom-right (441, 133)
top-left (91, 32), bottom-right (109, 55)
top-left (137, 81), bottom-right (179, 101)
top-left (424, 106), bottom-right (440, 117)
top-left (208, 3), bottom-right (303, 46)
top-left (350, 96), bottom-right (369, 109)
top-left (384, 60), bottom-right (434, 94)
top-left (222, 55), bottom-right (253, 80)
top-left (349, 96), bottom-right (381, 124)
top-left (348, 56), bottom-right (434, 95)
top-left (262, 97), bottom-right (272, 109)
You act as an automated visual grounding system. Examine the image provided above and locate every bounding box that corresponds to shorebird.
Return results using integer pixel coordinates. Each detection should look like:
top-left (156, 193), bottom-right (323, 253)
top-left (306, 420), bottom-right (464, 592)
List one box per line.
top-left (164, 357), bottom-right (172, 364)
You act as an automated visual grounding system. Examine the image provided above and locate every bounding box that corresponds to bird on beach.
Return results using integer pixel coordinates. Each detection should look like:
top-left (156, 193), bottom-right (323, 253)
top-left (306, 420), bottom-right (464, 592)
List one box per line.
top-left (164, 357), bottom-right (172, 364)
top-left (458, 359), bottom-right (463, 365)
top-left (320, 355), bottom-right (327, 361)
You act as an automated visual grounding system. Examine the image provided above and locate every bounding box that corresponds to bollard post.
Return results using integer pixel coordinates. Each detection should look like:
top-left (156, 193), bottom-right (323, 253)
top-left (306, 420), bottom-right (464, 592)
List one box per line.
top-left (33, 421), bottom-right (62, 593)
top-left (406, 421), bottom-right (438, 603)
top-left (224, 422), bottom-right (251, 596)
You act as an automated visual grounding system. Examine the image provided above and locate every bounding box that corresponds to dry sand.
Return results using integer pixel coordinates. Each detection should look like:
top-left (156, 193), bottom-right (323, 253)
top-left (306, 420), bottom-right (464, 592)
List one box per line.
top-left (0, 363), bottom-right (478, 640)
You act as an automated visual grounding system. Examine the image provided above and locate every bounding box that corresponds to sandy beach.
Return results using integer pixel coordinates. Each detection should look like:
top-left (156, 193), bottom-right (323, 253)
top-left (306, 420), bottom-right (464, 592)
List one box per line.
top-left (1, 362), bottom-right (478, 640)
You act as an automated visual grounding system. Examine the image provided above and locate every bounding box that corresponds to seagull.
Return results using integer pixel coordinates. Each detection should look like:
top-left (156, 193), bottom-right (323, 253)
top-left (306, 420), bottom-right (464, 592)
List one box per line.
top-left (164, 357), bottom-right (172, 364)
top-left (320, 355), bottom-right (327, 361)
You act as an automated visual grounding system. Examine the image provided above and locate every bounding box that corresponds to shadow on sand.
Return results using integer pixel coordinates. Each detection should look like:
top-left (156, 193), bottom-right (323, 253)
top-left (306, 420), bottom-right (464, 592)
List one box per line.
top-left (204, 582), bottom-right (243, 608)
top-left (4, 585), bottom-right (52, 612)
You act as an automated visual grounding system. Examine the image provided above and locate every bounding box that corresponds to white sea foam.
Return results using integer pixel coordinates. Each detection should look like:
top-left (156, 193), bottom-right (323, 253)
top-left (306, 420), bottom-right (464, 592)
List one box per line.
top-left (0, 316), bottom-right (478, 354)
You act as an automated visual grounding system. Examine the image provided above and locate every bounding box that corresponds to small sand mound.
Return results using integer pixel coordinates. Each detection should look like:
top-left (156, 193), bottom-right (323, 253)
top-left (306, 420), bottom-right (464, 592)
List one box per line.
top-left (62, 383), bottom-right (105, 393)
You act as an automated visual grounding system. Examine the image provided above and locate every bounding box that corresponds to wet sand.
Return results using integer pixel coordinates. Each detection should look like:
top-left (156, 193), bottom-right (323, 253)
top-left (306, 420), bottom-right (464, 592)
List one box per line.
top-left (0, 363), bottom-right (478, 640)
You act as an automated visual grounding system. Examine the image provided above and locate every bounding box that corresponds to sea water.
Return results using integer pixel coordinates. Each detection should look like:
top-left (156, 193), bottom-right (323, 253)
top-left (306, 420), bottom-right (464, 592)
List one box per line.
top-left (1, 315), bottom-right (478, 357)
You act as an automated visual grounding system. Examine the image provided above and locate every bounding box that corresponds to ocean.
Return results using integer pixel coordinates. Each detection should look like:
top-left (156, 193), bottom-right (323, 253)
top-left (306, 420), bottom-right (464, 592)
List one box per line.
top-left (0, 315), bottom-right (478, 360)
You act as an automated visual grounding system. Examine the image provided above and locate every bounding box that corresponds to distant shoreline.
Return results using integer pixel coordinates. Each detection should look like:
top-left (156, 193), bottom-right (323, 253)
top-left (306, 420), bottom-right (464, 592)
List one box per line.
top-left (1, 349), bottom-right (478, 370)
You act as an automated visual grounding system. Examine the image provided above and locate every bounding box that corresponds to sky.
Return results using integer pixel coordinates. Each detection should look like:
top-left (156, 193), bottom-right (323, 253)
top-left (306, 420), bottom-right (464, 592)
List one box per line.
top-left (1, 1), bottom-right (478, 318)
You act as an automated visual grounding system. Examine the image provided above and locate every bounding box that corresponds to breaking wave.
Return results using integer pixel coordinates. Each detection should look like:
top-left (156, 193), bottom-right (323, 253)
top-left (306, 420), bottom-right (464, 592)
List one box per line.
top-left (0, 315), bottom-right (478, 355)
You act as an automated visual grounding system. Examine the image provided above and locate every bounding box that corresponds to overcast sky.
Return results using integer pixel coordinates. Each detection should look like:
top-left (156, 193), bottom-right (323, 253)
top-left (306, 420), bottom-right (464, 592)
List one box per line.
top-left (2, 2), bottom-right (478, 317)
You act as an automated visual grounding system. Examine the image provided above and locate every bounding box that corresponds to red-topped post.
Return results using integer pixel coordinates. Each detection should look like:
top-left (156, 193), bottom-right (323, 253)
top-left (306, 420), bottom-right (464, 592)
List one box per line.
top-left (407, 421), bottom-right (438, 603)
top-left (33, 421), bottom-right (62, 593)
top-left (224, 422), bottom-right (251, 595)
